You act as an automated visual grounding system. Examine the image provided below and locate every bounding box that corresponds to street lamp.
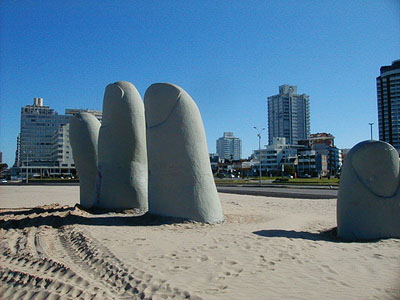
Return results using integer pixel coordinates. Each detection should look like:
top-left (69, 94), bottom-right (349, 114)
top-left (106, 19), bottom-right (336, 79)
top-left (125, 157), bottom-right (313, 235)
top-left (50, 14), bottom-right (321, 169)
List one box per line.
top-left (253, 126), bottom-right (265, 186)
top-left (368, 123), bottom-right (374, 140)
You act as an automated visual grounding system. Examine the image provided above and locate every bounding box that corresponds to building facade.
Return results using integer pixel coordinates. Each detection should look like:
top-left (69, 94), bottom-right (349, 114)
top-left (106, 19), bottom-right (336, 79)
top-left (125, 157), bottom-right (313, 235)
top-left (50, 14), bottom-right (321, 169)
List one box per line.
top-left (299, 133), bottom-right (341, 176)
top-left (251, 135), bottom-right (339, 177)
top-left (50, 124), bottom-right (75, 174)
top-left (15, 98), bottom-right (102, 178)
top-left (216, 132), bottom-right (242, 160)
top-left (252, 137), bottom-right (301, 175)
top-left (18, 98), bottom-right (71, 168)
top-left (297, 150), bottom-right (328, 177)
top-left (377, 59), bottom-right (400, 151)
top-left (267, 85), bottom-right (310, 145)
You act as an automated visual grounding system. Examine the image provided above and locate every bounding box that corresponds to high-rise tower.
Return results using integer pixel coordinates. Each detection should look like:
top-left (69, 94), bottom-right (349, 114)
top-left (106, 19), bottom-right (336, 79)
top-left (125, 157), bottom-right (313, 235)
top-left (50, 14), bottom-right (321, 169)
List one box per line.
top-left (19, 98), bottom-right (71, 166)
top-left (377, 59), bottom-right (400, 151)
top-left (216, 132), bottom-right (242, 160)
top-left (267, 85), bottom-right (310, 145)
top-left (16, 98), bottom-right (102, 178)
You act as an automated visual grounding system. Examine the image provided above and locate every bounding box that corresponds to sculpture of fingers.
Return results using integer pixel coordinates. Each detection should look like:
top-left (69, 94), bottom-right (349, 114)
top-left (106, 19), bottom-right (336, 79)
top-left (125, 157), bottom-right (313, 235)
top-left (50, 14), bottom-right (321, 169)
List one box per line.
top-left (97, 81), bottom-right (148, 210)
top-left (145, 83), bottom-right (224, 223)
top-left (337, 140), bottom-right (400, 240)
top-left (69, 112), bottom-right (101, 207)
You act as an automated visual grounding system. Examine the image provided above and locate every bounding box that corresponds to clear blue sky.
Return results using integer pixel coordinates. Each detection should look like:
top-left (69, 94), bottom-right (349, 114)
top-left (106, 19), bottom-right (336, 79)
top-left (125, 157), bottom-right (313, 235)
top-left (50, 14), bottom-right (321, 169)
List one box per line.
top-left (1, 0), bottom-right (399, 167)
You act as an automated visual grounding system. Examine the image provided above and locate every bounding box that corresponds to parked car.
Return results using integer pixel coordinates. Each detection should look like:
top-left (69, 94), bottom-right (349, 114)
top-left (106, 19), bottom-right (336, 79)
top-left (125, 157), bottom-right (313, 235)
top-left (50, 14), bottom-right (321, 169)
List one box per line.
top-left (0, 179), bottom-right (8, 183)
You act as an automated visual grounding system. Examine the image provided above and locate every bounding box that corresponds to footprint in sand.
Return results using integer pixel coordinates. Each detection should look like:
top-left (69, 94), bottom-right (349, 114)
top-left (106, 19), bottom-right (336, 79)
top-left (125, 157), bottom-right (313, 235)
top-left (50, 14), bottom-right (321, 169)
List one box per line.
top-left (197, 255), bottom-right (209, 262)
top-left (216, 259), bottom-right (243, 279)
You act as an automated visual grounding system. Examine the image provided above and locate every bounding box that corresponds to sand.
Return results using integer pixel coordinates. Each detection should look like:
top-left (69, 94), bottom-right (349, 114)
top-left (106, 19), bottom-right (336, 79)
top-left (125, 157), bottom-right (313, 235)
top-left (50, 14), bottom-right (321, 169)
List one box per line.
top-left (0, 185), bottom-right (399, 300)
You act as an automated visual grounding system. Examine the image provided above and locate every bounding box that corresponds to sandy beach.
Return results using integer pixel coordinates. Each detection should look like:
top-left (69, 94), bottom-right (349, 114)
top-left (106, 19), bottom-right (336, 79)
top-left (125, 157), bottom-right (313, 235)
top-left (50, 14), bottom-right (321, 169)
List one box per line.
top-left (0, 185), bottom-right (399, 299)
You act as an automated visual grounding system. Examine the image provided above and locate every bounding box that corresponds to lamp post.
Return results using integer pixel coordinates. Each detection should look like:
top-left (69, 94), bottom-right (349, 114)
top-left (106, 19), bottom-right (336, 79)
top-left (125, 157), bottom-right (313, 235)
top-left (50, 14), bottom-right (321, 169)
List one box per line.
top-left (368, 123), bottom-right (374, 140)
top-left (253, 127), bottom-right (265, 186)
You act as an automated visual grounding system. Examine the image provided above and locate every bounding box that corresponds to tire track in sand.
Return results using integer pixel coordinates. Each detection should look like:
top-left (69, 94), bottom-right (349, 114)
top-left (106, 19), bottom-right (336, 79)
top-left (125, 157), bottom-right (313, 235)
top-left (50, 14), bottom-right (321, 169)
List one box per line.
top-left (0, 227), bottom-right (107, 299)
top-left (57, 226), bottom-right (200, 299)
top-left (0, 206), bottom-right (202, 300)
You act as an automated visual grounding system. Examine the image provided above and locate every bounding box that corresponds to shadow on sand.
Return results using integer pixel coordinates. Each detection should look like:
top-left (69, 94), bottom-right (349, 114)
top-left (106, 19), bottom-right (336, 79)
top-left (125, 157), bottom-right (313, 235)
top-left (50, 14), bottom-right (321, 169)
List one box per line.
top-left (253, 228), bottom-right (339, 242)
top-left (253, 228), bottom-right (383, 243)
top-left (0, 205), bottom-right (191, 230)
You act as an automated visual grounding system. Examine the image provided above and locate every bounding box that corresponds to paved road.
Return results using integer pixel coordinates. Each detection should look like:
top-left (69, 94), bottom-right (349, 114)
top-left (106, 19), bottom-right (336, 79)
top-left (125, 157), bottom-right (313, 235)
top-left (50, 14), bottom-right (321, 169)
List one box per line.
top-left (1, 182), bottom-right (338, 199)
top-left (217, 185), bottom-right (338, 199)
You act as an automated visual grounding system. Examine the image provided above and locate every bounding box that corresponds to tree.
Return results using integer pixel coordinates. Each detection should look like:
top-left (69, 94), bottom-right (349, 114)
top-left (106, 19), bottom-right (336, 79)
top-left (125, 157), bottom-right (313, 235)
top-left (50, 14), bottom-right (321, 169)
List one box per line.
top-left (0, 163), bottom-right (8, 178)
top-left (284, 164), bottom-right (295, 176)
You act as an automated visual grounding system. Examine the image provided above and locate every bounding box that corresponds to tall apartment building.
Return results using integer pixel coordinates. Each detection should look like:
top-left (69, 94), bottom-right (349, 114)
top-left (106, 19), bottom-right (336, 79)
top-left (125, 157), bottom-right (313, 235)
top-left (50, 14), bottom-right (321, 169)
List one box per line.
top-left (13, 135), bottom-right (20, 168)
top-left (267, 85), bottom-right (310, 145)
top-left (18, 98), bottom-right (71, 168)
top-left (377, 59), bottom-right (400, 151)
top-left (216, 132), bottom-right (242, 160)
top-left (16, 98), bottom-right (102, 177)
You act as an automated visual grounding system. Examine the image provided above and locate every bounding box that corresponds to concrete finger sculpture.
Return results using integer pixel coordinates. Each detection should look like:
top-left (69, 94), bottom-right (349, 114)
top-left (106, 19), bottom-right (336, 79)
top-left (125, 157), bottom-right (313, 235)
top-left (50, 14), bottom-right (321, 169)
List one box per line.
top-left (145, 83), bottom-right (224, 223)
top-left (97, 81), bottom-right (148, 210)
top-left (337, 140), bottom-right (400, 240)
top-left (69, 112), bottom-right (101, 207)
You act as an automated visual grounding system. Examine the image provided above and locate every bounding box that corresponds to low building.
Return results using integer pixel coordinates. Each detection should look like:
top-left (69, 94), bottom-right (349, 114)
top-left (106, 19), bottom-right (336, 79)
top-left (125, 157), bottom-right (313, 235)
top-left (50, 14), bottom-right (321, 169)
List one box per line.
top-left (299, 133), bottom-right (342, 176)
top-left (297, 150), bottom-right (328, 177)
top-left (252, 137), bottom-right (302, 176)
top-left (209, 153), bottom-right (221, 174)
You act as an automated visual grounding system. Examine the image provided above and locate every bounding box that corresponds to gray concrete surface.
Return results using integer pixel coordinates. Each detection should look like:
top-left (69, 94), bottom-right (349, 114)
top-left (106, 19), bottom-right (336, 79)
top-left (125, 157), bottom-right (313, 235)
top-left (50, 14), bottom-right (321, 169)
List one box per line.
top-left (217, 185), bottom-right (337, 199)
top-left (145, 83), bottom-right (223, 223)
top-left (337, 140), bottom-right (400, 240)
top-left (70, 112), bottom-right (101, 207)
top-left (97, 81), bottom-right (148, 210)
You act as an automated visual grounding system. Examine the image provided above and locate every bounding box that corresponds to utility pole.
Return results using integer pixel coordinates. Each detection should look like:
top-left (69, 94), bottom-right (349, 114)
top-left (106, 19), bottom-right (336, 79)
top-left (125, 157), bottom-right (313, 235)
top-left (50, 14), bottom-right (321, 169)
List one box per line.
top-left (368, 123), bottom-right (374, 140)
top-left (253, 127), bottom-right (265, 186)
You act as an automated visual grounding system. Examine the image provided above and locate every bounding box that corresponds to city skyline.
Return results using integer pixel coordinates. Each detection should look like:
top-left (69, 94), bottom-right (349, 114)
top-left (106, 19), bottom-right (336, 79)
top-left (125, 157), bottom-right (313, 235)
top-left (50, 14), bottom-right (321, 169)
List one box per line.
top-left (1, 1), bottom-right (399, 167)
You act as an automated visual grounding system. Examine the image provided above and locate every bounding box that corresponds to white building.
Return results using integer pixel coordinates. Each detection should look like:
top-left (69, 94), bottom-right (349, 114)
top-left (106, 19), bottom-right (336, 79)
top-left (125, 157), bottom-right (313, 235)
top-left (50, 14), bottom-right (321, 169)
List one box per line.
top-left (252, 137), bottom-right (300, 175)
top-left (216, 132), bottom-right (242, 161)
top-left (267, 85), bottom-right (310, 145)
top-left (50, 124), bottom-right (75, 176)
